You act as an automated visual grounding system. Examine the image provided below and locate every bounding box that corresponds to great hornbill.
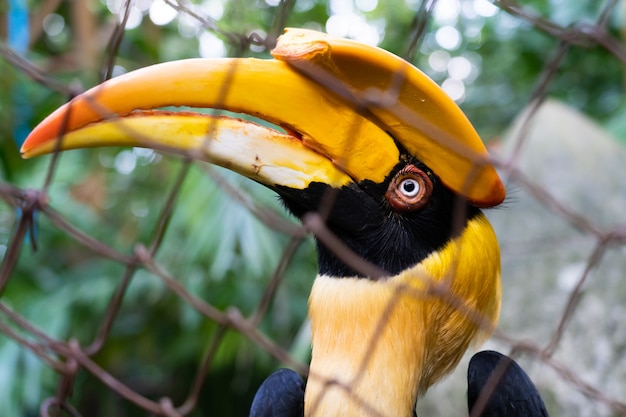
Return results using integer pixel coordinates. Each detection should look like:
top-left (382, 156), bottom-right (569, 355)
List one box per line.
top-left (22, 29), bottom-right (508, 417)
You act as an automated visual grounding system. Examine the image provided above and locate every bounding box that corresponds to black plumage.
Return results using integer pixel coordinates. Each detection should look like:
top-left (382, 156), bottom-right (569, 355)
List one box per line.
top-left (276, 156), bottom-right (479, 278)
top-left (250, 369), bottom-right (305, 417)
top-left (468, 351), bottom-right (549, 417)
top-left (250, 351), bottom-right (549, 417)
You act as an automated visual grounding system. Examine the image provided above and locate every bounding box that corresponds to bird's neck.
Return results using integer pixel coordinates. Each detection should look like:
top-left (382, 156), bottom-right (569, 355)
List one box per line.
top-left (305, 274), bottom-right (424, 417)
top-left (304, 214), bottom-right (501, 417)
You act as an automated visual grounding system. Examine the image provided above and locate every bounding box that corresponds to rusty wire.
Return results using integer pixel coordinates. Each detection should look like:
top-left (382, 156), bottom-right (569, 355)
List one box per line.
top-left (1, 0), bottom-right (626, 416)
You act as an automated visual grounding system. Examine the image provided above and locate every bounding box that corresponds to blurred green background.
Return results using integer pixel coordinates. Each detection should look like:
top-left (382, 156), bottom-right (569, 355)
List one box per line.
top-left (1, 0), bottom-right (625, 416)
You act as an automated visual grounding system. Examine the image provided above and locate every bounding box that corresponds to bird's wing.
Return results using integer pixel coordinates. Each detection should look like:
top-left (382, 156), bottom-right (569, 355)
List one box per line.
top-left (467, 350), bottom-right (549, 417)
top-left (250, 369), bottom-right (305, 417)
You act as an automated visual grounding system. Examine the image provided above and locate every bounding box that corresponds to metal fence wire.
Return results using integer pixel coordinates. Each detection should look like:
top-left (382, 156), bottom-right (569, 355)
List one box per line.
top-left (1, 0), bottom-right (626, 416)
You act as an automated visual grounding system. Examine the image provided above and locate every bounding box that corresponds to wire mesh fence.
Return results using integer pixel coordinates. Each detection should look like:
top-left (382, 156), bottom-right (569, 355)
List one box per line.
top-left (1, 0), bottom-right (626, 416)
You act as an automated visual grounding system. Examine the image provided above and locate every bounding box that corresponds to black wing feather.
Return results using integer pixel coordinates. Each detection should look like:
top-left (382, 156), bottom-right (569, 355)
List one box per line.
top-left (250, 369), bottom-right (305, 417)
top-left (468, 350), bottom-right (549, 417)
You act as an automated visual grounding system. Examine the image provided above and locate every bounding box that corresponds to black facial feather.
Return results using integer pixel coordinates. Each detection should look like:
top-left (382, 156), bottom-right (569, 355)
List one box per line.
top-left (276, 155), bottom-right (481, 278)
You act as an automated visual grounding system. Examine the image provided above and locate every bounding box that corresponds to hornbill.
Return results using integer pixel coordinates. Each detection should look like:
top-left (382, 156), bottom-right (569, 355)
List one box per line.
top-left (22, 29), bottom-right (507, 417)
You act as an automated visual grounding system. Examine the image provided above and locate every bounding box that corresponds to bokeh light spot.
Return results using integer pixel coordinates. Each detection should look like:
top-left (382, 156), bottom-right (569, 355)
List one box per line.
top-left (149, 0), bottom-right (178, 26)
top-left (442, 78), bottom-right (465, 102)
top-left (199, 32), bottom-right (226, 58)
top-left (428, 50), bottom-right (451, 73)
top-left (42, 14), bottom-right (65, 37)
top-left (435, 26), bottom-right (461, 50)
top-left (474, 0), bottom-right (499, 17)
top-left (447, 56), bottom-right (472, 80)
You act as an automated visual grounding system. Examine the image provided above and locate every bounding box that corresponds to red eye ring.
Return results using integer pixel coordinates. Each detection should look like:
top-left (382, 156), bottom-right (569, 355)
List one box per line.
top-left (385, 165), bottom-right (433, 212)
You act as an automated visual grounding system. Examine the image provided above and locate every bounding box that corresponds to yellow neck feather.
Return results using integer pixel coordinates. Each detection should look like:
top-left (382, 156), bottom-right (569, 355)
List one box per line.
top-left (304, 213), bottom-right (501, 417)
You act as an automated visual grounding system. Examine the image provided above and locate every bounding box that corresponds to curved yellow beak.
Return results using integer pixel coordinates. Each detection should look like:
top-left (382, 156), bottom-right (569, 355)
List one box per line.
top-left (21, 28), bottom-right (504, 207)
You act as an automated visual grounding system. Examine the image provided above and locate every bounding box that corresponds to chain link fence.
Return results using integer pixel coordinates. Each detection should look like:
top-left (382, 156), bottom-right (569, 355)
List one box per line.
top-left (1, 0), bottom-right (626, 416)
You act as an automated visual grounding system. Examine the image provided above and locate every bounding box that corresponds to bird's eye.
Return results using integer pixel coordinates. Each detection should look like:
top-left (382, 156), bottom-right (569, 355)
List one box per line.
top-left (399, 178), bottom-right (420, 197)
top-left (385, 165), bottom-right (433, 212)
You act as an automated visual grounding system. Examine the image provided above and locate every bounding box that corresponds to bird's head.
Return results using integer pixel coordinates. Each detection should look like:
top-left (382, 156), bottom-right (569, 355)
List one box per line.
top-left (21, 28), bottom-right (504, 280)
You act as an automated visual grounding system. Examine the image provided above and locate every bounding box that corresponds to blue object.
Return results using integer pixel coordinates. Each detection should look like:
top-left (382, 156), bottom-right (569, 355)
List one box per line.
top-left (8, 0), bottom-right (29, 53)
top-left (9, 0), bottom-right (38, 245)
top-left (8, 0), bottom-right (32, 147)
